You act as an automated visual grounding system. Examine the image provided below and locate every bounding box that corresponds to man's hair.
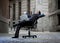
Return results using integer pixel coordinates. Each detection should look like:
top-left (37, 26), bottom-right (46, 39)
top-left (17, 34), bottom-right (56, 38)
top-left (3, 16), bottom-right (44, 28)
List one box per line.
top-left (38, 11), bottom-right (41, 14)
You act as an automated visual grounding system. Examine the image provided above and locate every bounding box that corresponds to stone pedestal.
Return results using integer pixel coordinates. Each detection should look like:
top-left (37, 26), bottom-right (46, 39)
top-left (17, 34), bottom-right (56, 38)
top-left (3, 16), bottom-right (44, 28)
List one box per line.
top-left (0, 16), bottom-right (9, 33)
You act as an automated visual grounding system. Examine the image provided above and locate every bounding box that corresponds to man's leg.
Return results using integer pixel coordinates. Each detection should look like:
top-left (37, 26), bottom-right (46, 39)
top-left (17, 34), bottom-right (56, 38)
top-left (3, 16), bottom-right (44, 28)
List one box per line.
top-left (12, 24), bottom-right (21, 38)
top-left (12, 21), bottom-right (26, 38)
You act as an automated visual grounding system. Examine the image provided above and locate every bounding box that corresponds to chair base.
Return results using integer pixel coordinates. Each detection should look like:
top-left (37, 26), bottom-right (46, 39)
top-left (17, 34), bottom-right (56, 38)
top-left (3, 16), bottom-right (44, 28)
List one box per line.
top-left (22, 35), bottom-right (37, 38)
top-left (22, 26), bottom-right (37, 38)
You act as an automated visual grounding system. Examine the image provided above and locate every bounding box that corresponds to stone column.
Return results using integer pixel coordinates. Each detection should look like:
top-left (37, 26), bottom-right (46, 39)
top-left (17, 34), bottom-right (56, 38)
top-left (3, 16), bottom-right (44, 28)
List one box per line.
top-left (48, 0), bottom-right (58, 31)
top-left (9, 2), bottom-right (14, 29)
top-left (15, 0), bottom-right (19, 23)
top-left (21, 0), bottom-right (28, 15)
top-left (0, 0), bottom-right (9, 33)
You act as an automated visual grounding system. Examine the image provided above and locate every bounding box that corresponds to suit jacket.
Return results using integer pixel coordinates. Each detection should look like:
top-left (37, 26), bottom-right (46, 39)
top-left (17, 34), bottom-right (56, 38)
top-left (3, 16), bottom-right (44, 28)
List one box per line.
top-left (29, 14), bottom-right (45, 23)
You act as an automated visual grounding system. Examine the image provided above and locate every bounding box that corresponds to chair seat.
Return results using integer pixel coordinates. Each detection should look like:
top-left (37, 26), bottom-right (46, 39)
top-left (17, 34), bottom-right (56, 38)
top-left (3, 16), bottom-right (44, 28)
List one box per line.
top-left (24, 25), bottom-right (34, 29)
top-left (22, 35), bottom-right (37, 38)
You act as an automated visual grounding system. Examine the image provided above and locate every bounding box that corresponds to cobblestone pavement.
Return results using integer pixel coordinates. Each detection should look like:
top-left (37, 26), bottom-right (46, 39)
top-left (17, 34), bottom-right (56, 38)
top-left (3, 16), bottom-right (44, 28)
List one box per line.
top-left (0, 29), bottom-right (60, 43)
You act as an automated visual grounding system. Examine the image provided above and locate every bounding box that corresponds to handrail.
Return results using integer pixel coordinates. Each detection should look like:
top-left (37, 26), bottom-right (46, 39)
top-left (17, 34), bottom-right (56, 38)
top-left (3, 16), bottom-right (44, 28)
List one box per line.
top-left (49, 10), bottom-right (60, 16)
top-left (0, 15), bottom-right (9, 24)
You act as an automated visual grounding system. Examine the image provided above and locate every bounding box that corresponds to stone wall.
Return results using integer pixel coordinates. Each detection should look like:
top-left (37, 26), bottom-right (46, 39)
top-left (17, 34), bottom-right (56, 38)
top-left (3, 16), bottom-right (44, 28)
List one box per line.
top-left (0, 0), bottom-right (9, 33)
top-left (0, 19), bottom-right (8, 33)
top-left (48, 0), bottom-right (58, 13)
top-left (30, 0), bottom-right (36, 13)
top-left (34, 0), bottom-right (58, 32)
top-left (0, 0), bottom-right (9, 19)
top-left (37, 14), bottom-right (58, 32)
top-left (20, 0), bottom-right (58, 32)
top-left (48, 14), bottom-right (58, 32)
top-left (9, 0), bottom-right (59, 32)
top-left (35, 0), bottom-right (48, 14)
top-left (32, 0), bottom-right (49, 31)
top-left (21, 0), bottom-right (28, 15)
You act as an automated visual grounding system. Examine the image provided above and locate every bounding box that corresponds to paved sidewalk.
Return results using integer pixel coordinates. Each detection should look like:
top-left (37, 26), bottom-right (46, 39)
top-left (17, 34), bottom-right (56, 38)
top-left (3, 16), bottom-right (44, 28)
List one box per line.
top-left (0, 29), bottom-right (60, 43)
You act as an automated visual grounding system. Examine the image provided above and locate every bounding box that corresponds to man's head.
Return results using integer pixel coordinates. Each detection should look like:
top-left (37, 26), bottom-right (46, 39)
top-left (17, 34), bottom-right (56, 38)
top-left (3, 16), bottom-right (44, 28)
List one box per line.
top-left (24, 12), bottom-right (27, 14)
top-left (38, 11), bottom-right (41, 14)
top-left (35, 11), bottom-right (41, 15)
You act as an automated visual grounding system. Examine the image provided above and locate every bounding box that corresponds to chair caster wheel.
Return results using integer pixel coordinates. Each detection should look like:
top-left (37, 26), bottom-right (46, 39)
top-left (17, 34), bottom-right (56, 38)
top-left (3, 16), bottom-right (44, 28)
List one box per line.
top-left (34, 35), bottom-right (37, 38)
top-left (22, 36), bottom-right (26, 38)
top-left (32, 35), bottom-right (37, 38)
top-left (33, 36), bottom-right (34, 38)
top-left (22, 36), bottom-right (24, 38)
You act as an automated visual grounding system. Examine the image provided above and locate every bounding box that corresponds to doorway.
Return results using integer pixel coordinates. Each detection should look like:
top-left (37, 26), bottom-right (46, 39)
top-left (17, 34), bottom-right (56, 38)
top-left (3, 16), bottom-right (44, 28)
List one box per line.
top-left (57, 0), bottom-right (60, 25)
top-left (19, 2), bottom-right (21, 19)
top-left (58, 0), bottom-right (60, 9)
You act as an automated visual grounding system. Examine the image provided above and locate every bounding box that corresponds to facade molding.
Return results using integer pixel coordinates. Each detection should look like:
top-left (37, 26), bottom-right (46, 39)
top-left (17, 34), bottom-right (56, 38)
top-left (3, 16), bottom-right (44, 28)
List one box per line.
top-left (49, 9), bottom-right (60, 16)
top-left (0, 15), bottom-right (9, 24)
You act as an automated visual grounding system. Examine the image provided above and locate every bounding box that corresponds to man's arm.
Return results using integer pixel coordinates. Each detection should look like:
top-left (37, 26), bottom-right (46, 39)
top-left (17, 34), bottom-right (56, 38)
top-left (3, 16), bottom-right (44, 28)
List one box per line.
top-left (39, 14), bottom-right (45, 18)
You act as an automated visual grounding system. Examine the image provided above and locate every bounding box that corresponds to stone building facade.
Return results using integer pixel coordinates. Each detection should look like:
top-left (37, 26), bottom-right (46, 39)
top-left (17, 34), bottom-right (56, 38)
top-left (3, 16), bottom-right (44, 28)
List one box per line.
top-left (9, 0), bottom-right (60, 32)
top-left (0, 0), bottom-right (9, 33)
top-left (36, 0), bottom-right (59, 32)
top-left (0, 0), bottom-right (59, 33)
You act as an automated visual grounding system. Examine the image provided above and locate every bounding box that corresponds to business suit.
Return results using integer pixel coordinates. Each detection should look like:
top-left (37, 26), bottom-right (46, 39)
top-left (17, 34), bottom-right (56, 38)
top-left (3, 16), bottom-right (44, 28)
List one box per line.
top-left (12, 14), bottom-right (45, 38)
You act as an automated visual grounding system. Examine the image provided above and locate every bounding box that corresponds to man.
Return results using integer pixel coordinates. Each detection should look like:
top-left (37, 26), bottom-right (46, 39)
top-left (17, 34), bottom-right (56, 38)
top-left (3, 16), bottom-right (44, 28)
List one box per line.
top-left (12, 11), bottom-right (45, 38)
top-left (20, 12), bottom-right (29, 21)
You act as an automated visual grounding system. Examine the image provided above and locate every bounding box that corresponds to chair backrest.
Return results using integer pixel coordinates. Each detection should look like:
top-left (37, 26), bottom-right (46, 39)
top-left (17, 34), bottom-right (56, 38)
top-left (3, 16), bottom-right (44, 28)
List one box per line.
top-left (24, 20), bottom-right (37, 29)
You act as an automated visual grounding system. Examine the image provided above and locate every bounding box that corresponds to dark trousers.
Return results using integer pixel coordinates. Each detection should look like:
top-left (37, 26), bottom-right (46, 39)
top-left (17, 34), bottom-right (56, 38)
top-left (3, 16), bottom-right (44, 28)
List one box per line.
top-left (14, 25), bottom-right (20, 37)
top-left (14, 20), bottom-right (33, 38)
top-left (14, 20), bottom-right (25, 37)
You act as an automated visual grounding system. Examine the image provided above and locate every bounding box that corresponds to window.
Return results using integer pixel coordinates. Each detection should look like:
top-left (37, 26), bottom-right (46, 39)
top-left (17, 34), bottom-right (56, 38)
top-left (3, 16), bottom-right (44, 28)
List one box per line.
top-left (13, 4), bottom-right (15, 20)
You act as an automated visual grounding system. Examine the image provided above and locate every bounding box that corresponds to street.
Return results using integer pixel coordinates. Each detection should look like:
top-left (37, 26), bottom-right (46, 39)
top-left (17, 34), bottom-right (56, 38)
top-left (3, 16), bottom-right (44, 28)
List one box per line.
top-left (0, 29), bottom-right (60, 43)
